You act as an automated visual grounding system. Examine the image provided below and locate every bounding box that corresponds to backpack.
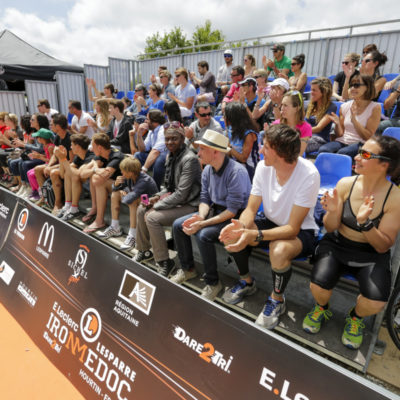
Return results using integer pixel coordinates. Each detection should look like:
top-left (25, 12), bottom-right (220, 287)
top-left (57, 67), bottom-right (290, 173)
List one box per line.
top-left (41, 178), bottom-right (56, 209)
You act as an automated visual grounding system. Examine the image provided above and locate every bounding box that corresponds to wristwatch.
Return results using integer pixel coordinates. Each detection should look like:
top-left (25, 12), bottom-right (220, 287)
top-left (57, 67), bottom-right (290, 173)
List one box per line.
top-left (357, 219), bottom-right (374, 232)
top-left (273, 103), bottom-right (279, 108)
top-left (255, 229), bottom-right (264, 242)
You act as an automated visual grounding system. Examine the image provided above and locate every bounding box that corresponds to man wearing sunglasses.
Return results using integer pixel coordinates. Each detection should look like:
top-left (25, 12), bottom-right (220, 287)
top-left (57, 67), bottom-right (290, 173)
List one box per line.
top-left (216, 49), bottom-right (234, 94)
top-left (262, 43), bottom-right (293, 79)
top-left (221, 65), bottom-right (245, 113)
top-left (184, 102), bottom-right (223, 152)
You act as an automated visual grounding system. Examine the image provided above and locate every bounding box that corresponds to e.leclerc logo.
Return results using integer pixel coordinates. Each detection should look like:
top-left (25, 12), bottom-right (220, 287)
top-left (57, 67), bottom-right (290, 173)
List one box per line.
top-left (14, 208), bottom-right (29, 240)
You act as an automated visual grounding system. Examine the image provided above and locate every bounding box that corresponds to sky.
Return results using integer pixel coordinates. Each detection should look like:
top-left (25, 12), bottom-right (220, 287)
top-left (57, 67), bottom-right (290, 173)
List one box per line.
top-left (1, 0), bottom-right (400, 67)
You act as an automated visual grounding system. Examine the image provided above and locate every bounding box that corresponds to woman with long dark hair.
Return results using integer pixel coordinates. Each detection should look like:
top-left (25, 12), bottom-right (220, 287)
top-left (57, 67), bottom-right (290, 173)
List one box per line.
top-left (288, 54), bottom-right (307, 93)
top-left (303, 135), bottom-right (400, 350)
top-left (225, 102), bottom-right (259, 180)
top-left (318, 74), bottom-right (381, 159)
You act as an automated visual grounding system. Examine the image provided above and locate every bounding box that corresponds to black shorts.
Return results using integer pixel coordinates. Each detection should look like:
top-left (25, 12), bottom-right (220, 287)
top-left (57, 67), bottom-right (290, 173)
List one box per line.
top-left (254, 215), bottom-right (318, 259)
top-left (311, 231), bottom-right (391, 301)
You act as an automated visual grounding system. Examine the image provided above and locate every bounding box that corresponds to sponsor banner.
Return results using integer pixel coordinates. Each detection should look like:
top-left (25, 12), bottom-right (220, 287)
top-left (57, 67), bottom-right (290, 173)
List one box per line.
top-left (0, 187), bottom-right (17, 247)
top-left (0, 191), bottom-right (394, 400)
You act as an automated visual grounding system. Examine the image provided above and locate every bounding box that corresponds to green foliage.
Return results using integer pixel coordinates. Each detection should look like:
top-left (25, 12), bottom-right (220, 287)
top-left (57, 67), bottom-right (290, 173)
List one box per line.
top-left (192, 20), bottom-right (225, 51)
top-left (143, 20), bottom-right (225, 58)
top-left (144, 27), bottom-right (192, 58)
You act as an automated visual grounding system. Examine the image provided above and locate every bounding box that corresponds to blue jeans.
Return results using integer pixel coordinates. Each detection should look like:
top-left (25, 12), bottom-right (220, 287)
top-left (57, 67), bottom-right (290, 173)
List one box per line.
top-left (173, 213), bottom-right (231, 285)
top-left (134, 151), bottom-right (166, 190)
top-left (17, 159), bottom-right (44, 182)
top-left (318, 141), bottom-right (361, 159)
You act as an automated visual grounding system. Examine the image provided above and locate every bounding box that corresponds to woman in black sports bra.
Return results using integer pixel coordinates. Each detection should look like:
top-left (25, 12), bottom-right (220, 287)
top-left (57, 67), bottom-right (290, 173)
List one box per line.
top-left (302, 134), bottom-right (400, 350)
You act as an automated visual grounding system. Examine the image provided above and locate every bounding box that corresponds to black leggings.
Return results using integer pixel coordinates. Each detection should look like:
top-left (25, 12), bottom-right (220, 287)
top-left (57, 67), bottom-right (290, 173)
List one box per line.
top-left (311, 232), bottom-right (391, 302)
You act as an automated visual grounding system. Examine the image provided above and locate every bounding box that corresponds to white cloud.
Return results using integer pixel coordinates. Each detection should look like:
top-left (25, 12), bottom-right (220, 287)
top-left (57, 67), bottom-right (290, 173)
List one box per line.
top-left (1, 0), bottom-right (400, 66)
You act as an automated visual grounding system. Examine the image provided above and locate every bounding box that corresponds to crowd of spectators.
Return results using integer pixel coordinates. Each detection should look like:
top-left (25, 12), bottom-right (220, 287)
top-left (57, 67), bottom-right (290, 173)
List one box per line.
top-left (1, 41), bottom-right (400, 351)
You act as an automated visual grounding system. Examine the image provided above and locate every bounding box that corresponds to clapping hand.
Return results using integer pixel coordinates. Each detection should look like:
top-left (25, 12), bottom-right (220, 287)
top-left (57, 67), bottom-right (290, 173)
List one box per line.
top-left (357, 195), bottom-right (374, 224)
top-left (320, 189), bottom-right (339, 212)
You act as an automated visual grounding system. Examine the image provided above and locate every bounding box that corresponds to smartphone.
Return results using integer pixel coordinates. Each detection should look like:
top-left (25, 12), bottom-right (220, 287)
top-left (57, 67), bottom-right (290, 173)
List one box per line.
top-left (141, 194), bottom-right (149, 205)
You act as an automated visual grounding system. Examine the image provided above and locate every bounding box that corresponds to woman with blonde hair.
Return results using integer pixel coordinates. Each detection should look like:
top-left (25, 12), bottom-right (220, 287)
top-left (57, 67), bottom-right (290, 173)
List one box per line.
top-left (88, 98), bottom-right (111, 132)
top-left (272, 90), bottom-right (312, 155)
top-left (305, 78), bottom-right (337, 154)
top-left (244, 54), bottom-right (256, 78)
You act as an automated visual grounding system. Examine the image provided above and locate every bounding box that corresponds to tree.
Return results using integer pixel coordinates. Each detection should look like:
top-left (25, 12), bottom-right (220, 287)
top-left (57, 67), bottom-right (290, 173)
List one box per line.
top-left (144, 27), bottom-right (192, 58)
top-left (143, 21), bottom-right (225, 58)
top-left (192, 20), bottom-right (225, 51)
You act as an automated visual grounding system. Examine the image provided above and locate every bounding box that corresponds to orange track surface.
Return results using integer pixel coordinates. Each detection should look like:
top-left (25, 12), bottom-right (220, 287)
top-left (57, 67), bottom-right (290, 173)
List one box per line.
top-left (0, 303), bottom-right (84, 400)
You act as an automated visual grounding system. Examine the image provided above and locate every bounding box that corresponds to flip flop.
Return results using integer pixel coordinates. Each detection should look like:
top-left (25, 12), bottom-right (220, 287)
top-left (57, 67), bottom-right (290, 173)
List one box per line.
top-left (82, 212), bottom-right (97, 223)
top-left (83, 224), bottom-right (105, 234)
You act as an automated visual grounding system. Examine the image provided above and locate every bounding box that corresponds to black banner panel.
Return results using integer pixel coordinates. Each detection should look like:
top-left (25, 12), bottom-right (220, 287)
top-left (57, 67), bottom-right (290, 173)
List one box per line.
top-left (0, 188), bottom-right (394, 400)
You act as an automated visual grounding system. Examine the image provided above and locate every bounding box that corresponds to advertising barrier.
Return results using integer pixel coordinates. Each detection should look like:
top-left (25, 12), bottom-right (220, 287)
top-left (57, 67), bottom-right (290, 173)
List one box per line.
top-left (0, 188), bottom-right (395, 400)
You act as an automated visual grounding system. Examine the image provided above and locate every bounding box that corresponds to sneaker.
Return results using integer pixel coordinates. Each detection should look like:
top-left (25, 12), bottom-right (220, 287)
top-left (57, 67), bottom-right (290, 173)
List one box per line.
top-left (156, 259), bottom-right (175, 277)
top-left (134, 250), bottom-right (153, 263)
top-left (16, 185), bottom-right (26, 196)
top-left (120, 235), bottom-right (136, 250)
top-left (57, 207), bottom-right (70, 219)
top-left (342, 312), bottom-right (365, 350)
top-left (222, 279), bottom-right (257, 305)
top-left (170, 268), bottom-right (197, 284)
top-left (61, 209), bottom-right (81, 221)
top-left (303, 304), bottom-right (333, 334)
top-left (255, 296), bottom-right (286, 330)
top-left (98, 225), bottom-right (123, 238)
top-left (201, 281), bottom-right (222, 301)
top-left (29, 192), bottom-right (40, 201)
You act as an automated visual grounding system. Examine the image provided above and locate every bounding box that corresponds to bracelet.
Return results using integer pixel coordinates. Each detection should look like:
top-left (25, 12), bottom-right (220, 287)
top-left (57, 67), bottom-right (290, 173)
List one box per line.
top-left (356, 219), bottom-right (374, 232)
top-left (142, 166), bottom-right (148, 172)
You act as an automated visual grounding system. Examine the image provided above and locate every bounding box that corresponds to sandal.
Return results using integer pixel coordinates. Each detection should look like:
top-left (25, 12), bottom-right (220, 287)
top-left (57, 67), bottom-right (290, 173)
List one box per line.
top-left (83, 223), bottom-right (105, 234)
top-left (82, 212), bottom-right (97, 223)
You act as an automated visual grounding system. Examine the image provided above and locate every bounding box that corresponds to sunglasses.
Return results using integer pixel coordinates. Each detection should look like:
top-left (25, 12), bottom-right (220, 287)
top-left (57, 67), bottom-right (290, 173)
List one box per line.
top-left (291, 62), bottom-right (298, 66)
top-left (272, 50), bottom-right (279, 53)
top-left (164, 121), bottom-right (183, 129)
top-left (198, 112), bottom-right (212, 117)
top-left (230, 73), bottom-right (239, 77)
top-left (224, 55), bottom-right (232, 58)
top-left (253, 75), bottom-right (262, 79)
top-left (358, 149), bottom-right (391, 161)
top-left (342, 61), bottom-right (349, 65)
top-left (175, 74), bottom-right (181, 78)
top-left (363, 59), bottom-right (373, 63)
top-left (289, 90), bottom-right (303, 107)
top-left (349, 82), bottom-right (366, 88)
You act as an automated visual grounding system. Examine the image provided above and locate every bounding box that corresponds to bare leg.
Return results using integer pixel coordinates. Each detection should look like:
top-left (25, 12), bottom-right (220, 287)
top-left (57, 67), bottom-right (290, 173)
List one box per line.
top-left (50, 168), bottom-right (63, 210)
top-left (354, 295), bottom-right (386, 318)
top-left (128, 198), bottom-right (140, 228)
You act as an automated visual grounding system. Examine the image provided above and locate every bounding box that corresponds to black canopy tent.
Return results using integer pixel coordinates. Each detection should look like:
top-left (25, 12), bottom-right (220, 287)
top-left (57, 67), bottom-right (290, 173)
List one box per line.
top-left (0, 29), bottom-right (83, 83)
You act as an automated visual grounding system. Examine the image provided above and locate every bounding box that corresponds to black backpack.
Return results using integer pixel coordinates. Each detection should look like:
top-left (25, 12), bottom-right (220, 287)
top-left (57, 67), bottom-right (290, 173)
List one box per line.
top-left (41, 178), bottom-right (56, 209)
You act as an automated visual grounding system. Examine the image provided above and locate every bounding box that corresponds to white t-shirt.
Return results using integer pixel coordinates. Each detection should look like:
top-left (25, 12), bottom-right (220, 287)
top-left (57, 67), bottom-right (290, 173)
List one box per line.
top-left (175, 83), bottom-right (196, 117)
top-left (251, 157), bottom-right (320, 231)
top-left (45, 108), bottom-right (59, 122)
top-left (71, 112), bottom-right (95, 139)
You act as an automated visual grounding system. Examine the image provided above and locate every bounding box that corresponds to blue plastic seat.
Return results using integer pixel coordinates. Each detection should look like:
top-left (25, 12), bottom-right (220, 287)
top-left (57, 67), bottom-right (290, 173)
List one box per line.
top-left (214, 115), bottom-right (225, 130)
top-left (332, 101), bottom-right (343, 116)
top-left (328, 75), bottom-right (335, 84)
top-left (314, 153), bottom-right (352, 195)
top-left (382, 127), bottom-right (400, 140)
top-left (116, 91), bottom-right (125, 99)
top-left (67, 112), bottom-right (74, 124)
top-left (383, 73), bottom-right (398, 82)
top-left (127, 91), bottom-right (135, 100)
top-left (377, 89), bottom-right (391, 104)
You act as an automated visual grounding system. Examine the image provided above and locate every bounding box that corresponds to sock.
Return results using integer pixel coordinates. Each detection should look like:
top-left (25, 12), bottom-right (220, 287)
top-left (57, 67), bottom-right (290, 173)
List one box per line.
top-left (128, 228), bottom-right (136, 237)
top-left (271, 266), bottom-right (292, 296)
top-left (70, 205), bottom-right (79, 213)
top-left (350, 307), bottom-right (362, 319)
top-left (64, 201), bottom-right (72, 210)
top-left (111, 219), bottom-right (120, 229)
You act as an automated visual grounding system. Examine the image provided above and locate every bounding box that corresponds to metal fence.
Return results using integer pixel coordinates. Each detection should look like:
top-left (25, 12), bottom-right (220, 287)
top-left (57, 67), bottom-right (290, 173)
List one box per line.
top-left (83, 64), bottom-right (109, 111)
top-left (135, 24), bottom-right (400, 83)
top-left (24, 80), bottom-right (59, 115)
top-left (109, 57), bottom-right (132, 94)
top-left (0, 91), bottom-right (26, 118)
top-left (55, 71), bottom-right (86, 115)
